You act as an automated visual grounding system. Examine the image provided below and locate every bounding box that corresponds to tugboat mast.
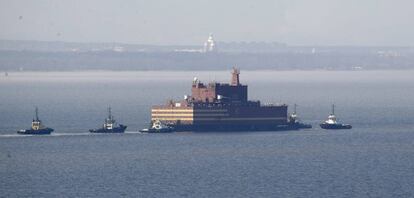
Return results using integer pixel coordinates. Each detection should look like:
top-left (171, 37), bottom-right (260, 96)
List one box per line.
top-left (108, 106), bottom-right (112, 120)
top-left (332, 104), bottom-right (335, 115)
top-left (35, 106), bottom-right (39, 121)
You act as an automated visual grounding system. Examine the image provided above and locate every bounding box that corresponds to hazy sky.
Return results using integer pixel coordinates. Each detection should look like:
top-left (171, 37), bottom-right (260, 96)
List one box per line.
top-left (1, 0), bottom-right (413, 46)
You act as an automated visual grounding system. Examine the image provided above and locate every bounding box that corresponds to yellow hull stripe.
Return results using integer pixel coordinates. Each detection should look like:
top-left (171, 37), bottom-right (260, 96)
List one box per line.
top-left (152, 118), bottom-right (194, 121)
top-left (152, 114), bottom-right (229, 117)
top-left (152, 109), bottom-right (193, 112)
top-left (152, 113), bottom-right (193, 117)
top-left (152, 117), bottom-right (285, 121)
top-left (152, 109), bottom-right (228, 113)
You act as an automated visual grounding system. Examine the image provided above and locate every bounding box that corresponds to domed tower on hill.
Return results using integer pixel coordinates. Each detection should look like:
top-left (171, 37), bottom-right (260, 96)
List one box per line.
top-left (204, 33), bottom-right (216, 53)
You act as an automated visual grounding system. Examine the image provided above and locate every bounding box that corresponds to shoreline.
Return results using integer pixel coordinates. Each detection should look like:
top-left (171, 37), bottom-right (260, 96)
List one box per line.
top-left (2, 69), bottom-right (414, 84)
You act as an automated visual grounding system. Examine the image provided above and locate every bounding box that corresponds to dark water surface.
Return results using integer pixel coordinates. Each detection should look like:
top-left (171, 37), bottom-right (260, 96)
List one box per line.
top-left (1, 70), bottom-right (414, 197)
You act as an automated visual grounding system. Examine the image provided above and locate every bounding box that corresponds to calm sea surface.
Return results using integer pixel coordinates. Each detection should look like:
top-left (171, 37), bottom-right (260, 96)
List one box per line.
top-left (1, 70), bottom-right (414, 197)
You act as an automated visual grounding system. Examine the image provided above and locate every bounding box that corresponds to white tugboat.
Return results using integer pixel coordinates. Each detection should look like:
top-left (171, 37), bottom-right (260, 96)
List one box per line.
top-left (320, 104), bottom-right (352, 130)
top-left (287, 104), bottom-right (312, 129)
top-left (89, 107), bottom-right (127, 133)
top-left (139, 120), bottom-right (174, 133)
top-left (17, 107), bottom-right (54, 135)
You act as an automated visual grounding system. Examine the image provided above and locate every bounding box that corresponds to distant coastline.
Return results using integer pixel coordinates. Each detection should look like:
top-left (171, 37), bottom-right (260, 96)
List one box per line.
top-left (1, 40), bottom-right (414, 71)
top-left (2, 70), bottom-right (414, 85)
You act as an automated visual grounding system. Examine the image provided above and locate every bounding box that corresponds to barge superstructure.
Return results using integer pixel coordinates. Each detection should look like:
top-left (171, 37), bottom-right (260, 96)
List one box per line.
top-left (150, 68), bottom-right (304, 132)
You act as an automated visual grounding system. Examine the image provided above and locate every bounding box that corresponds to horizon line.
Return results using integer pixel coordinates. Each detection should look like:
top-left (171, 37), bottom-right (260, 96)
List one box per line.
top-left (1, 39), bottom-right (413, 48)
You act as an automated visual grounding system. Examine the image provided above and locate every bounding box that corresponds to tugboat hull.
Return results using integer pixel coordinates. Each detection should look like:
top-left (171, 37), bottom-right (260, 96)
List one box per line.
top-left (89, 125), bottom-right (127, 133)
top-left (320, 123), bottom-right (352, 130)
top-left (17, 128), bottom-right (54, 135)
top-left (139, 127), bottom-right (174, 133)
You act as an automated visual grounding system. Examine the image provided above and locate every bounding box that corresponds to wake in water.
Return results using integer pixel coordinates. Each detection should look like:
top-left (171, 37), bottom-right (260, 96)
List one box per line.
top-left (0, 131), bottom-right (144, 138)
top-left (0, 132), bottom-right (90, 138)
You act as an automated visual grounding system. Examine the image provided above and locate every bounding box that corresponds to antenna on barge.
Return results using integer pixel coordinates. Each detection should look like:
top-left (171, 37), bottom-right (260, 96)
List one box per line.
top-left (231, 67), bottom-right (240, 86)
top-left (293, 104), bottom-right (297, 115)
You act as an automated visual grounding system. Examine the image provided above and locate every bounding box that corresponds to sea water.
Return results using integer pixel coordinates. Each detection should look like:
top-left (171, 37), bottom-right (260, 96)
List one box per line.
top-left (1, 70), bottom-right (414, 197)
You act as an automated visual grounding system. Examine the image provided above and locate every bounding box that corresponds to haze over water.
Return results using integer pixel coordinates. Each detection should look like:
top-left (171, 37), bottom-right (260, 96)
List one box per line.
top-left (1, 70), bottom-right (414, 197)
top-left (2, 0), bottom-right (414, 196)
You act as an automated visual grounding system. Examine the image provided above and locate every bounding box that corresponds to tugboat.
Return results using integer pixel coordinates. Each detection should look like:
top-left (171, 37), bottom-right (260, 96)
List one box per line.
top-left (17, 107), bottom-right (54, 135)
top-left (320, 104), bottom-right (352, 130)
top-left (89, 107), bottom-right (127, 133)
top-left (139, 120), bottom-right (174, 133)
top-left (287, 104), bottom-right (312, 129)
